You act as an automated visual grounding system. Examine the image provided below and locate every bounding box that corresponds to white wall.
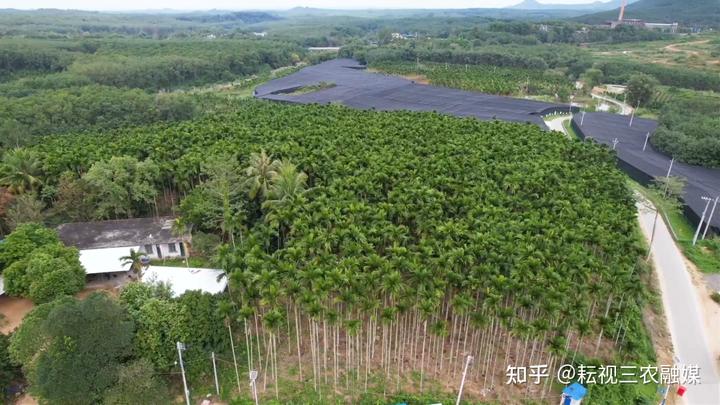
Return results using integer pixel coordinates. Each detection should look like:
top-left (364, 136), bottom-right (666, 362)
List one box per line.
top-left (141, 242), bottom-right (185, 259)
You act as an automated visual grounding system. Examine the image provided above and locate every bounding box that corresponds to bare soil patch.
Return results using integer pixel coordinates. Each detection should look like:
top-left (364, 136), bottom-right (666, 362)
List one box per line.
top-left (402, 74), bottom-right (430, 85)
top-left (13, 394), bottom-right (38, 405)
top-left (663, 39), bottom-right (710, 56)
top-left (0, 296), bottom-right (34, 335)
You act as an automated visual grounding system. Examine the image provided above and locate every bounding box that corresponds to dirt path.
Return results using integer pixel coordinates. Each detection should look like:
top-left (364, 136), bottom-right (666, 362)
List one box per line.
top-left (14, 394), bottom-right (38, 405)
top-left (0, 277), bottom-right (129, 335)
top-left (0, 296), bottom-right (34, 334)
top-left (663, 39), bottom-right (710, 56)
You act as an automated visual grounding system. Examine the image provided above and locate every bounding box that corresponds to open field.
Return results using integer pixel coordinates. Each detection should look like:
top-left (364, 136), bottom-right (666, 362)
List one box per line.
top-left (589, 34), bottom-right (720, 73)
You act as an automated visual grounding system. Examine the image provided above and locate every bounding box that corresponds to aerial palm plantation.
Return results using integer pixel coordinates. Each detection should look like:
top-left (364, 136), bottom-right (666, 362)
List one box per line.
top-left (27, 100), bottom-right (649, 401)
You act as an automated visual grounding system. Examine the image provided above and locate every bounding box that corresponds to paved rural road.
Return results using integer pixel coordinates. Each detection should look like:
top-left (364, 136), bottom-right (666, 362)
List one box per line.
top-left (637, 199), bottom-right (720, 404)
top-left (544, 115), bottom-right (571, 136)
top-left (591, 93), bottom-right (632, 115)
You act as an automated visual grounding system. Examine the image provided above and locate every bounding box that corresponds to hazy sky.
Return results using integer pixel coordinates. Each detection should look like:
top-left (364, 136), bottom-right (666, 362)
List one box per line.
top-left (4, 0), bottom-right (612, 11)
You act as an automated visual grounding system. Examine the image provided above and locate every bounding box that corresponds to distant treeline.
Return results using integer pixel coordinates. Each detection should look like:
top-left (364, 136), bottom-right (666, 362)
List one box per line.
top-left (476, 21), bottom-right (669, 44)
top-left (0, 39), bottom-right (302, 90)
top-left (596, 59), bottom-right (720, 92)
top-left (0, 38), bottom-right (303, 146)
top-left (0, 86), bottom-right (198, 145)
top-left (0, 43), bottom-right (74, 79)
top-left (175, 11), bottom-right (281, 24)
top-left (342, 43), bottom-right (592, 77)
top-left (651, 95), bottom-right (720, 168)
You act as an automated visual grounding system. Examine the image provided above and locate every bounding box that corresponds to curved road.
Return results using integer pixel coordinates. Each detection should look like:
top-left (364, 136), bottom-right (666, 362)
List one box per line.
top-left (591, 93), bottom-right (633, 115)
top-left (638, 198), bottom-right (720, 404)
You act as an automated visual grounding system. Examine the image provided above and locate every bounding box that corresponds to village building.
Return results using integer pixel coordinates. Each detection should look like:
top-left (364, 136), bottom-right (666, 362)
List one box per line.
top-left (56, 217), bottom-right (226, 295)
top-left (57, 217), bottom-right (189, 274)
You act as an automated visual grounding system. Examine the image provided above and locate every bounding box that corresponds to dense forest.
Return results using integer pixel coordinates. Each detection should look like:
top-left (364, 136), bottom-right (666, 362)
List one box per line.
top-left (651, 94), bottom-right (720, 167)
top-left (0, 37), bottom-right (302, 146)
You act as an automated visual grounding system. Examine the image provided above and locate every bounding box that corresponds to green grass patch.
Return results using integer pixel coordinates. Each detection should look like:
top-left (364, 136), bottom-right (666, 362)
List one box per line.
top-left (562, 117), bottom-right (580, 139)
top-left (149, 256), bottom-right (213, 268)
top-left (629, 180), bottom-right (720, 273)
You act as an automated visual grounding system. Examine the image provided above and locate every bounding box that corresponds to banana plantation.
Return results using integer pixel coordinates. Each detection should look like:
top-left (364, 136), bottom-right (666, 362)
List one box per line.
top-left (372, 61), bottom-right (574, 98)
top-left (28, 101), bottom-right (651, 401)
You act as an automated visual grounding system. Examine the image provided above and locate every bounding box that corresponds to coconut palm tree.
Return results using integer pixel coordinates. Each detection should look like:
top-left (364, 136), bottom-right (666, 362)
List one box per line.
top-left (0, 149), bottom-right (43, 194)
top-left (120, 248), bottom-right (147, 280)
top-left (262, 160), bottom-right (310, 248)
top-left (245, 149), bottom-right (281, 200)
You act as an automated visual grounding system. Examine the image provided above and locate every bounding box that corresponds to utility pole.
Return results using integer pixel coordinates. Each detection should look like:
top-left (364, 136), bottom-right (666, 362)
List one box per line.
top-left (228, 323), bottom-right (242, 394)
top-left (455, 355), bottom-right (474, 405)
top-left (250, 370), bottom-right (259, 405)
top-left (629, 100), bottom-right (639, 127)
top-left (177, 342), bottom-right (190, 405)
top-left (212, 352), bottom-right (220, 396)
top-left (692, 196), bottom-right (713, 246)
top-left (643, 132), bottom-right (650, 151)
top-left (646, 158), bottom-right (674, 261)
top-left (701, 196), bottom-right (718, 240)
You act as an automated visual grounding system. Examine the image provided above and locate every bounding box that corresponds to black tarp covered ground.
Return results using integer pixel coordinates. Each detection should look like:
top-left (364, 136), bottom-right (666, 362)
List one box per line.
top-left (573, 112), bottom-right (719, 233)
top-left (256, 59), bottom-right (718, 234)
top-left (255, 59), bottom-right (576, 129)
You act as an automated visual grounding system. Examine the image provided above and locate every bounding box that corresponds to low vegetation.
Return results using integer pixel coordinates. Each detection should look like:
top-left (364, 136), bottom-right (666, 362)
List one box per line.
top-left (651, 95), bottom-right (720, 168)
top-left (373, 61), bottom-right (573, 98)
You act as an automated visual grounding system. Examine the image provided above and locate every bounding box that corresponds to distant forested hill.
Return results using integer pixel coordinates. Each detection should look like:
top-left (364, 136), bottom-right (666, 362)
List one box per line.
top-left (510, 0), bottom-right (634, 11)
top-left (175, 11), bottom-right (281, 24)
top-left (576, 0), bottom-right (720, 26)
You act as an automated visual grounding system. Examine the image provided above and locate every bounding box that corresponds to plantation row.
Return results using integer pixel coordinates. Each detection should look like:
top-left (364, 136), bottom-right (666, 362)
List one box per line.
top-left (24, 101), bottom-right (651, 400)
top-left (372, 62), bottom-right (574, 99)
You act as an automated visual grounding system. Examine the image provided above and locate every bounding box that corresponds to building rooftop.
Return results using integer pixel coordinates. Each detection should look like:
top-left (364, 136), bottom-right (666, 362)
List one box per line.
top-left (57, 217), bottom-right (187, 250)
top-left (142, 266), bottom-right (227, 297)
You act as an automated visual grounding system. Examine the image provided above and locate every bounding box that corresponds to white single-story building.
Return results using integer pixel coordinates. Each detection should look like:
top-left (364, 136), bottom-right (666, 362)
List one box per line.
top-left (56, 217), bottom-right (227, 296)
top-left (57, 217), bottom-right (189, 275)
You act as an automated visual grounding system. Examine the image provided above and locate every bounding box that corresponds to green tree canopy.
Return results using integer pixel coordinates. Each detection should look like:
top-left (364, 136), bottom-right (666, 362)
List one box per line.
top-left (0, 333), bottom-right (20, 399)
top-left (83, 156), bottom-right (160, 219)
top-left (10, 293), bottom-right (134, 405)
top-left (5, 193), bottom-right (44, 231)
top-left (3, 240), bottom-right (85, 303)
top-left (50, 172), bottom-right (95, 223)
top-left (103, 359), bottom-right (169, 405)
top-left (0, 223), bottom-right (58, 268)
top-left (626, 73), bottom-right (659, 107)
